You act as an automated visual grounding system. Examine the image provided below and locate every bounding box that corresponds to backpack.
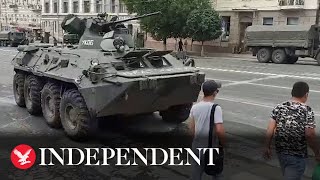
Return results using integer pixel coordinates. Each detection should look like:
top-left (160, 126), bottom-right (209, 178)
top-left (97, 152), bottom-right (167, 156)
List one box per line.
top-left (204, 104), bottom-right (224, 175)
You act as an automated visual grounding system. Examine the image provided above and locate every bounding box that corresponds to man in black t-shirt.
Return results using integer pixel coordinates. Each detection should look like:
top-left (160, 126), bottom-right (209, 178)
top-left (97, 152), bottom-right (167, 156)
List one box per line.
top-left (264, 81), bottom-right (320, 179)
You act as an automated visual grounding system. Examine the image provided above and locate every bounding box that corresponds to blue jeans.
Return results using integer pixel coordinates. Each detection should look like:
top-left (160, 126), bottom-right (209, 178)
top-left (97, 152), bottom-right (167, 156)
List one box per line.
top-left (277, 153), bottom-right (306, 180)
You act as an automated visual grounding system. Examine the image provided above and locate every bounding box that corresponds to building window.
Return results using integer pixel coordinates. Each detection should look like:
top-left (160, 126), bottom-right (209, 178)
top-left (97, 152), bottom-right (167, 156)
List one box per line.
top-left (73, 1), bottom-right (79, 13)
top-left (44, 2), bottom-right (50, 13)
top-left (63, 2), bottom-right (68, 13)
top-left (119, 0), bottom-right (127, 13)
top-left (53, 2), bottom-right (57, 13)
top-left (84, 1), bottom-right (90, 13)
top-left (221, 16), bottom-right (230, 42)
top-left (111, 0), bottom-right (115, 13)
top-left (287, 17), bottom-right (299, 25)
top-left (263, 17), bottom-right (273, 25)
top-left (96, 0), bottom-right (102, 13)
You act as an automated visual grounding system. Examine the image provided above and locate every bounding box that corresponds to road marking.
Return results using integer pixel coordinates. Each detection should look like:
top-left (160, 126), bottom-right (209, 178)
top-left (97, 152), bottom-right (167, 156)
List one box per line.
top-left (199, 67), bottom-right (320, 81)
top-left (206, 78), bottom-right (236, 83)
top-left (0, 49), bottom-right (17, 52)
top-left (246, 82), bottom-right (320, 93)
top-left (0, 97), bottom-right (16, 105)
top-left (223, 75), bottom-right (285, 87)
top-left (216, 96), bottom-right (320, 117)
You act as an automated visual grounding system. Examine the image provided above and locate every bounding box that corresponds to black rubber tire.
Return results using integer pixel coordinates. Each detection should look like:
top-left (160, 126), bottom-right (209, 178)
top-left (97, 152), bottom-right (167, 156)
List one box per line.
top-left (287, 56), bottom-right (299, 64)
top-left (41, 83), bottom-right (62, 128)
top-left (272, 49), bottom-right (287, 64)
top-left (160, 104), bottom-right (192, 124)
top-left (257, 48), bottom-right (272, 63)
top-left (60, 89), bottom-right (91, 140)
top-left (24, 75), bottom-right (43, 115)
top-left (13, 73), bottom-right (26, 107)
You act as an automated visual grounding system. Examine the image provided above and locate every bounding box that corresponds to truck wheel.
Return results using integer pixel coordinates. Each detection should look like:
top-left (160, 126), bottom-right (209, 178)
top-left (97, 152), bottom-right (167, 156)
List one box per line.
top-left (160, 104), bottom-right (192, 124)
top-left (13, 73), bottom-right (26, 107)
top-left (41, 83), bottom-right (61, 128)
top-left (257, 48), bottom-right (271, 63)
top-left (60, 89), bottom-right (90, 140)
top-left (272, 49), bottom-right (287, 64)
top-left (287, 56), bottom-right (299, 64)
top-left (24, 75), bottom-right (44, 115)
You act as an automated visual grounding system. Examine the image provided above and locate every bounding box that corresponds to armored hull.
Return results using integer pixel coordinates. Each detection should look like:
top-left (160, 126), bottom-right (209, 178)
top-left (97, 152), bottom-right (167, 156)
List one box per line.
top-left (12, 12), bottom-right (205, 140)
top-left (12, 44), bottom-right (204, 140)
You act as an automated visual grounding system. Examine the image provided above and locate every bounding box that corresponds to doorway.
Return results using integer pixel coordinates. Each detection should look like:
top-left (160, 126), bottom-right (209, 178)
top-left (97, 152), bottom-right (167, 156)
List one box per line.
top-left (239, 14), bottom-right (253, 53)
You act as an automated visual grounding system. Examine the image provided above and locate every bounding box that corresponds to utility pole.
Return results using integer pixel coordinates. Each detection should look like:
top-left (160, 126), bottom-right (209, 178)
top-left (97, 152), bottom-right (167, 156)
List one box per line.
top-left (316, 0), bottom-right (320, 25)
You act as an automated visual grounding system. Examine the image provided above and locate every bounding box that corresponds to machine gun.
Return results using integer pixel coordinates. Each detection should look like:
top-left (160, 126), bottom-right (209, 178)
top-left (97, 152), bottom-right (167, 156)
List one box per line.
top-left (61, 12), bottom-right (160, 44)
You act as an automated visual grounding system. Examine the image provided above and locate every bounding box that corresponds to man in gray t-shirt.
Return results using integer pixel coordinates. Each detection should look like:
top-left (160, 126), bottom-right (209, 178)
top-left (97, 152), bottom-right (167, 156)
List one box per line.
top-left (189, 80), bottom-right (226, 180)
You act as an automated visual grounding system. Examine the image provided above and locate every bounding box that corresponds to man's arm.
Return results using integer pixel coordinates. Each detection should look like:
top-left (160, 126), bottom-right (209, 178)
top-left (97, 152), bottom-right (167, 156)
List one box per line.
top-left (265, 119), bottom-right (276, 149)
top-left (305, 107), bottom-right (320, 158)
top-left (306, 128), bottom-right (320, 156)
top-left (188, 116), bottom-right (195, 139)
top-left (263, 118), bottom-right (276, 160)
top-left (214, 106), bottom-right (226, 148)
top-left (215, 123), bottom-right (226, 148)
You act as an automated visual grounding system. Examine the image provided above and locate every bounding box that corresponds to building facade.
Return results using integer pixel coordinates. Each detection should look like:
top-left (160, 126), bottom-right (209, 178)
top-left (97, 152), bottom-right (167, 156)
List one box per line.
top-left (0, 0), bottom-right (42, 32)
top-left (41, 0), bottom-right (139, 42)
top-left (216, 0), bottom-right (317, 52)
top-left (145, 0), bottom-right (318, 53)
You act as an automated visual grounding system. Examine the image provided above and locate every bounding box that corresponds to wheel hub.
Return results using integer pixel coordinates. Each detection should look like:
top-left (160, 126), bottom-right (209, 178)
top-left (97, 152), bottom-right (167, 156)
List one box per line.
top-left (65, 104), bottom-right (78, 130)
top-left (44, 95), bottom-right (54, 118)
top-left (26, 87), bottom-right (32, 108)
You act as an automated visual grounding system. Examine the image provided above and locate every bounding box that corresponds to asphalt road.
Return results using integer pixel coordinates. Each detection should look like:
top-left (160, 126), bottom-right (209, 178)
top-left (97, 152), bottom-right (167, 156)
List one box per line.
top-left (0, 47), bottom-right (319, 179)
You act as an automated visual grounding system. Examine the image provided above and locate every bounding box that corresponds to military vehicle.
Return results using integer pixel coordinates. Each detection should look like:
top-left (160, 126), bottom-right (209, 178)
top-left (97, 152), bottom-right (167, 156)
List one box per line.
top-left (245, 25), bottom-right (320, 64)
top-left (11, 12), bottom-right (205, 140)
top-left (63, 33), bottom-right (79, 44)
top-left (0, 31), bottom-right (27, 47)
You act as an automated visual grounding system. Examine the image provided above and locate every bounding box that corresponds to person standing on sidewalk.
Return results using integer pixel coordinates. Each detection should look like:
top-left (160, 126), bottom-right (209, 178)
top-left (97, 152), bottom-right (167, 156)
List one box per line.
top-left (189, 80), bottom-right (226, 180)
top-left (264, 81), bottom-right (320, 179)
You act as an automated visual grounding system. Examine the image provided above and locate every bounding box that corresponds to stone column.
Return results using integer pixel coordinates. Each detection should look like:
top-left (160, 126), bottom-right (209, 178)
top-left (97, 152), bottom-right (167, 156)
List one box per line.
top-left (69, 0), bottom-right (73, 13)
top-left (79, 0), bottom-right (83, 13)
top-left (50, 0), bottom-right (53, 13)
top-left (59, 0), bottom-right (63, 14)
top-left (90, 0), bottom-right (95, 13)
top-left (42, 0), bottom-right (45, 14)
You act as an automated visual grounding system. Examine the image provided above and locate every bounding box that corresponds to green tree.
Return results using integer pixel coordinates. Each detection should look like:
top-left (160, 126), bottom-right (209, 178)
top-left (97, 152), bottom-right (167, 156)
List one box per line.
top-left (186, 8), bottom-right (222, 56)
top-left (123, 0), bottom-right (211, 50)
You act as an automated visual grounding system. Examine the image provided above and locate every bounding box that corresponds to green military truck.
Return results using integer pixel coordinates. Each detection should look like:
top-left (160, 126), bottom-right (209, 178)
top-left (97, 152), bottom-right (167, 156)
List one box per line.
top-left (0, 31), bottom-right (27, 47)
top-left (245, 25), bottom-right (320, 65)
top-left (63, 33), bottom-right (79, 44)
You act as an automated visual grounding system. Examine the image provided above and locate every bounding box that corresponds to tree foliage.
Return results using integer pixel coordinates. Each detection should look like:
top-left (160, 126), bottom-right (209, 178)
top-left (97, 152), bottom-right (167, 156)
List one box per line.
top-left (122, 0), bottom-right (212, 42)
top-left (186, 8), bottom-right (222, 43)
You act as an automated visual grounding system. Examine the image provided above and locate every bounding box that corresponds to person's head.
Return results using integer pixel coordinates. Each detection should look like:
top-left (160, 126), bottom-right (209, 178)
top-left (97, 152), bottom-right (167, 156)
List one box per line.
top-left (202, 80), bottom-right (221, 100)
top-left (291, 81), bottom-right (309, 103)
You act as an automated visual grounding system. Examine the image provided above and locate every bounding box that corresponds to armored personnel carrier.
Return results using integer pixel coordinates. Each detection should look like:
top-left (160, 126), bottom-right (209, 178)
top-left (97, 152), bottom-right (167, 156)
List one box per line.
top-left (11, 12), bottom-right (205, 140)
top-left (0, 31), bottom-right (27, 47)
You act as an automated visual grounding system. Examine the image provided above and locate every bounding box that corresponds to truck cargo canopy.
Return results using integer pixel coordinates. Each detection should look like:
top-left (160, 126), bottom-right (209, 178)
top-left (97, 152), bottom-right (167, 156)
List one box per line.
top-left (245, 25), bottom-right (319, 48)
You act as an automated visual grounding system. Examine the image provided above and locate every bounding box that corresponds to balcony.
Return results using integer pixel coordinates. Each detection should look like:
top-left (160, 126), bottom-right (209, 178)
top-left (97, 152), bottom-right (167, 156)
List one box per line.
top-left (28, 4), bottom-right (42, 11)
top-left (279, 0), bottom-right (304, 10)
top-left (9, 4), bottom-right (18, 10)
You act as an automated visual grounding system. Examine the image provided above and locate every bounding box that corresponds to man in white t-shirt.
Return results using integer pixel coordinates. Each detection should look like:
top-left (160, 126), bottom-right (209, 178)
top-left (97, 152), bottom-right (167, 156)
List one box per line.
top-left (189, 80), bottom-right (226, 180)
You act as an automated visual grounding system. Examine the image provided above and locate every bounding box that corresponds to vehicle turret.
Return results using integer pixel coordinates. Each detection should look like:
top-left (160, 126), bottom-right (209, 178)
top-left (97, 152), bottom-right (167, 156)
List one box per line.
top-left (61, 12), bottom-right (160, 50)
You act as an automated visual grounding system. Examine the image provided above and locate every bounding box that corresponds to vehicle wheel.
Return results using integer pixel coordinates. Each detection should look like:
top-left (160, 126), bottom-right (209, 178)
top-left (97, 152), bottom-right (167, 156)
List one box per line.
top-left (257, 48), bottom-right (272, 63)
top-left (160, 104), bottom-right (192, 124)
top-left (60, 89), bottom-right (91, 140)
top-left (41, 83), bottom-right (61, 128)
top-left (24, 75), bottom-right (44, 115)
top-left (287, 56), bottom-right (299, 64)
top-left (272, 49), bottom-right (287, 64)
top-left (13, 73), bottom-right (26, 107)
